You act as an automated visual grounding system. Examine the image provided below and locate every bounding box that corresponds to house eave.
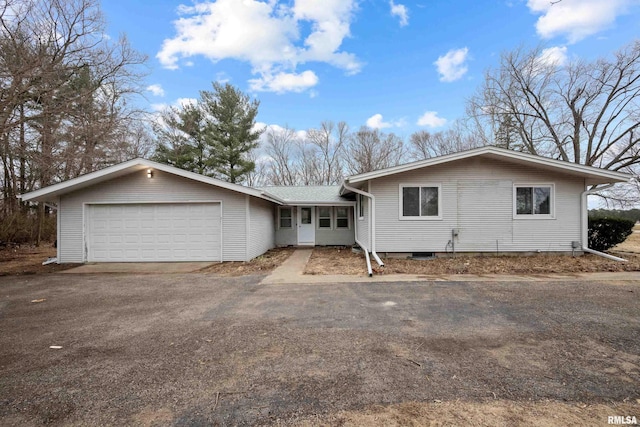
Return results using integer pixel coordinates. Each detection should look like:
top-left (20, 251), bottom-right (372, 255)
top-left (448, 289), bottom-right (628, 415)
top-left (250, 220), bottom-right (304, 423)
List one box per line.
top-left (345, 146), bottom-right (633, 185)
top-left (19, 158), bottom-right (285, 204)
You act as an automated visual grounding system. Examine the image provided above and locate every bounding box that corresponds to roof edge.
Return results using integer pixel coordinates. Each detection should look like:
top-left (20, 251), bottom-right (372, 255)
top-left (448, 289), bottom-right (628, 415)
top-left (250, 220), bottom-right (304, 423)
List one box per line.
top-left (20, 158), bottom-right (285, 204)
top-left (345, 146), bottom-right (633, 184)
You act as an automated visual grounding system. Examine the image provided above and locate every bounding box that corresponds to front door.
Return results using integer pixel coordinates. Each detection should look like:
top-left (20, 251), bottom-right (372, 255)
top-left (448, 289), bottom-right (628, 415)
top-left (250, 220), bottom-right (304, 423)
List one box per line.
top-left (297, 206), bottom-right (315, 246)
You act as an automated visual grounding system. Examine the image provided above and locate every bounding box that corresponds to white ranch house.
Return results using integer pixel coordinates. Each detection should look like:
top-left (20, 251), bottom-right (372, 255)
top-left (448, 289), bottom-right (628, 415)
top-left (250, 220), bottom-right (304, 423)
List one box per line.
top-left (20, 147), bottom-right (632, 270)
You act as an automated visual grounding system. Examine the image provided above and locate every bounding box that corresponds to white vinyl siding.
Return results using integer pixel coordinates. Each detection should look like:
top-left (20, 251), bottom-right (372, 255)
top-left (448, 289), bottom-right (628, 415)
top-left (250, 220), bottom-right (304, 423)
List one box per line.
top-left (372, 157), bottom-right (583, 253)
top-left (248, 197), bottom-right (275, 260)
top-left (59, 169), bottom-right (254, 263)
top-left (275, 206), bottom-right (297, 246)
top-left (315, 206), bottom-right (355, 246)
top-left (356, 184), bottom-right (370, 250)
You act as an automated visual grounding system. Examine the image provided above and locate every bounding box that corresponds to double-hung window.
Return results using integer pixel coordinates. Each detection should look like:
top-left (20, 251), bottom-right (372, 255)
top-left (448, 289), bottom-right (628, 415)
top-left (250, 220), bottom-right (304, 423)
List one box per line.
top-left (400, 184), bottom-right (441, 219)
top-left (336, 207), bottom-right (349, 229)
top-left (318, 207), bottom-right (332, 228)
top-left (279, 207), bottom-right (292, 228)
top-left (514, 184), bottom-right (553, 218)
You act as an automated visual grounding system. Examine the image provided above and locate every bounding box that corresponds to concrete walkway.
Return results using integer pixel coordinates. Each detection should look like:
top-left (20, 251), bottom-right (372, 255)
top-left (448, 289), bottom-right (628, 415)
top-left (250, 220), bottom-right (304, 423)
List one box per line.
top-left (261, 249), bottom-right (640, 284)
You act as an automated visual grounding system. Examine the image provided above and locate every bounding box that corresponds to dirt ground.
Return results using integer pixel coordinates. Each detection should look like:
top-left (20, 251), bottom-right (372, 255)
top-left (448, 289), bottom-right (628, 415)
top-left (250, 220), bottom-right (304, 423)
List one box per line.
top-left (305, 247), bottom-right (640, 275)
top-left (0, 274), bottom-right (638, 425)
top-left (0, 246), bottom-right (294, 277)
top-left (199, 247), bottom-right (295, 276)
top-left (0, 243), bottom-right (76, 276)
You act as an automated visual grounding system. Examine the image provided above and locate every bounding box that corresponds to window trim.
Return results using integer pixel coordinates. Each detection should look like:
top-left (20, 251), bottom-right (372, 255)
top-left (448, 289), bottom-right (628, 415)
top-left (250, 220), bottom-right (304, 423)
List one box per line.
top-left (335, 206), bottom-right (351, 230)
top-left (358, 194), bottom-right (365, 220)
top-left (398, 183), bottom-right (442, 220)
top-left (278, 206), bottom-right (293, 229)
top-left (317, 206), bottom-right (333, 230)
top-left (513, 183), bottom-right (555, 219)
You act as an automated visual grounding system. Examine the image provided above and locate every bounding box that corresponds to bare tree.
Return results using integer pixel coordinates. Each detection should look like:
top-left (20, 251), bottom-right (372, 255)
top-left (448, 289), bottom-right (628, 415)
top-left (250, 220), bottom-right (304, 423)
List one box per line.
top-left (264, 126), bottom-right (299, 185)
top-left (305, 121), bottom-right (348, 185)
top-left (343, 127), bottom-right (405, 174)
top-left (467, 42), bottom-right (640, 174)
top-left (409, 121), bottom-right (482, 160)
top-left (0, 0), bottom-right (146, 243)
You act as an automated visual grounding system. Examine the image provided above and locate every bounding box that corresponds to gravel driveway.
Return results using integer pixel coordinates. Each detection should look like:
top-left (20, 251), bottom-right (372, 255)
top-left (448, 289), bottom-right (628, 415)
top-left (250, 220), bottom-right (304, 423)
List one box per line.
top-left (1, 273), bottom-right (638, 425)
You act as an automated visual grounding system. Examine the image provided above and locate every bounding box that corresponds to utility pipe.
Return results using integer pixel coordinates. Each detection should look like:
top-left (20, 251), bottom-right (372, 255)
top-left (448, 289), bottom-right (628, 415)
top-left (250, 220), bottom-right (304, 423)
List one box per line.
top-left (580, 183), bottom-right (627, 262)
top-left (342, 181), bottom-right (384, 267)
top-left (353, 202), bottom-right (373, 276)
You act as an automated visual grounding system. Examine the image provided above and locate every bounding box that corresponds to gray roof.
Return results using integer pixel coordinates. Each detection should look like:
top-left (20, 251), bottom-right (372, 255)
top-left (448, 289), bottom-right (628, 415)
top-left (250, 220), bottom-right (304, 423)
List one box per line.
top-left (258, 185), bottom-right (353, 204)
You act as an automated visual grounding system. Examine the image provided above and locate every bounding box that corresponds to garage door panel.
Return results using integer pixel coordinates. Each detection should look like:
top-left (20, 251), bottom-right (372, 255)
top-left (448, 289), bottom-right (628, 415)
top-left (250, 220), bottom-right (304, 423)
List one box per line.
top-left (88, 203), bottom-right (221, 262)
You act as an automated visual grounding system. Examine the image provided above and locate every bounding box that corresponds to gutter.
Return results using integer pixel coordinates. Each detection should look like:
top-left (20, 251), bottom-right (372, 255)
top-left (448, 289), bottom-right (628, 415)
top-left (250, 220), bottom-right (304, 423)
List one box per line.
top-left (580, 183), bottom-right (627, 262)
top-left (353, 205), bottom-right (373, 277)
top-left (342, 180), bottom-right (384, 268)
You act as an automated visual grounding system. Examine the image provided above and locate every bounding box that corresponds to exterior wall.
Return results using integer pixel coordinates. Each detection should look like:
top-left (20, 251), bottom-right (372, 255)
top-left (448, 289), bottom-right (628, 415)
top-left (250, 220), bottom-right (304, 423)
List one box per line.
top-left (356, 183), bottom-right (370, 250)
top-left (372, 157), bottom-right (583, 253)
top-left (248, 196), bottom-right (275, 259)
top-left (316, 207), bottom-right (355, 246)
top-left (275, 206), bottom-right (298, 246)
top-left (59, 169), bottom-right (252, 263)
top-left (274, 205), bottom-right (356, 246)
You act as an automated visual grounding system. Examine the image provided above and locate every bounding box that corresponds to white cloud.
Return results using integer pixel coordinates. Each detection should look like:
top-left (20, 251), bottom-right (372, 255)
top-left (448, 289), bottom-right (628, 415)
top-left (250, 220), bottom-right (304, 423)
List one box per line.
top-left (365, 113), bottom-right (405, 129)
top-left (434, 47), bottom-right (469, 82)
top-left (249, 70), bottom-right (319, 93)
top-left (389, 1), bottom-right (409, 27)
top-left (417, 111), bottom-right (447, 128)
top-left (150, 97), bottom-right (198, 113)
top-left (157, 0), bottom-right (361, 93)
top-left (366, 113), bottom-right (391, 129)
top-left (537, 46), bottom-right (568, 67)
top-left (527, 0), bottom-right (635, 43)
top-left (146, 84), bottom-right (165, 97)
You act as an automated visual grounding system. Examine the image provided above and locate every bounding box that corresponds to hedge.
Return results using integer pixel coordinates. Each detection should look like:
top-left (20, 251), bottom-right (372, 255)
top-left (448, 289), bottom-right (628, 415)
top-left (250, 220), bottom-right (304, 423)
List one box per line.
top-left (587, 217), bottom-right (635, 252)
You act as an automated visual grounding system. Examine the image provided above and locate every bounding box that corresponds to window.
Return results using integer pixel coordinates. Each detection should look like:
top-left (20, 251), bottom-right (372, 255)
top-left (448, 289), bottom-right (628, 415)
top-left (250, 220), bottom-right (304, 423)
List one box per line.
top-left (400, 184), bottom-right (441, 219)
top-left (358, 194), bottom-right (365, 219)
top-left (279, 207), bottom-right (292, 228)
top-left (318, 207), bottom-right (332, 228)
top-left (514, 184), bottom-right (553, 217)
top-left (336, 207), bottom-right (349, 229)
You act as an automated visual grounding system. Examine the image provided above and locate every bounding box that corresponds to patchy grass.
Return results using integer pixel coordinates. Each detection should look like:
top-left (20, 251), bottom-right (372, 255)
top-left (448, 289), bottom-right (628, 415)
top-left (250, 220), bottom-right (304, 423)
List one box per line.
top-left (200, 247), bottom-right (295, 276)
top-left (0, 243), bottom-right (77, 276)
top-left (612, 223), bottom-right (640, 254)
top-left (305, 247), bottom-right (640, 275)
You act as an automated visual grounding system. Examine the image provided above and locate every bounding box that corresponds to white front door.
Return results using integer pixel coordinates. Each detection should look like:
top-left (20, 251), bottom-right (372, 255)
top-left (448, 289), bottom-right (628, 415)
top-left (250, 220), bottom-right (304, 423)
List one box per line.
top-left (297, 206), bottom-right (315, 246)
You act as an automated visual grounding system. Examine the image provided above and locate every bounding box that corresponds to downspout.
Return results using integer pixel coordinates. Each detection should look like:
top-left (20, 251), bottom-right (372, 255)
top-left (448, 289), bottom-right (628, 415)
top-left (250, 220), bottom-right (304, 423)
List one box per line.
top-left (342, 181), bottom-right (384, 267)
top-left (353, 201), bottom-right (373, 277)
top-left (581, 183), bottom-right (627, 262)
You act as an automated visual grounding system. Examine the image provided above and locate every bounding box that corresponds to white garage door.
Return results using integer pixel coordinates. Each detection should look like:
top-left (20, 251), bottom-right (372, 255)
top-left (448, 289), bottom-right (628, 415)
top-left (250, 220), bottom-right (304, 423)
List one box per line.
top-left (87, 203), bottom-right (221, 262)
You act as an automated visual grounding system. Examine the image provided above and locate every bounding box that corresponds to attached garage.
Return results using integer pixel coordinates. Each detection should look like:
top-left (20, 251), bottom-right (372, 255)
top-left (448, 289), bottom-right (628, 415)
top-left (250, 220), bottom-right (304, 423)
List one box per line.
top-left (19, 159), bottom-right (283, 263)
top-left (86, 203), bottom-right (221, 262)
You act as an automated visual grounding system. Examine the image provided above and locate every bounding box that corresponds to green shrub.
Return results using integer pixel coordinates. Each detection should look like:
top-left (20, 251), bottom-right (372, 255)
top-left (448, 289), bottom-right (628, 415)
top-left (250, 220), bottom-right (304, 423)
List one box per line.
top-left (588, 216), bottom-right (635, 251)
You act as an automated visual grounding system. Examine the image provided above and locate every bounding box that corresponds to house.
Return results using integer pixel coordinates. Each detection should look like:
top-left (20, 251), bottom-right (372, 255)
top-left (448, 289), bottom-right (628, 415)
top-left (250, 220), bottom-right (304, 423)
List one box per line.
top-left (19, 146), bottom-right (632, 265)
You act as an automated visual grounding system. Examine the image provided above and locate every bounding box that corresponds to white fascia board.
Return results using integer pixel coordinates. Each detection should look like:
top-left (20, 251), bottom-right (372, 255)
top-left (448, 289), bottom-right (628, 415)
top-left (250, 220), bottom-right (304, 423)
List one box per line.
top-left (279, 201), bottom-right (356, 206)
top-left (19, 158), bottom-right (146, 202)
top-left (346, 146), bottom-right (632, 184)
top-left (20, 158), bottom-right (285, 204)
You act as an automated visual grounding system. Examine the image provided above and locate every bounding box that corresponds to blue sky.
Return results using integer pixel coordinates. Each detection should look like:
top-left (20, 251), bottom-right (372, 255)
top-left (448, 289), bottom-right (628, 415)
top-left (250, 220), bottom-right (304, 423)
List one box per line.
top-left (102, 0), bottom-right (640, 137)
